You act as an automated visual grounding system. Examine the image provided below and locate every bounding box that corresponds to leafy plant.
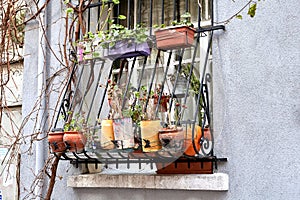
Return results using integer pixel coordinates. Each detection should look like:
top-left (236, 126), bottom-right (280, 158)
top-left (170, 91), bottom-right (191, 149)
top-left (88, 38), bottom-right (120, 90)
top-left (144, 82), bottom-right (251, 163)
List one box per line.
top-left (154, 12), bottom-right (194, 29)
top-left (98, 23), bottom-right (150, 49)
top-left (171, 12), bottom-right (194, 27)
top-left (63, 112), bottom-right (88, 132)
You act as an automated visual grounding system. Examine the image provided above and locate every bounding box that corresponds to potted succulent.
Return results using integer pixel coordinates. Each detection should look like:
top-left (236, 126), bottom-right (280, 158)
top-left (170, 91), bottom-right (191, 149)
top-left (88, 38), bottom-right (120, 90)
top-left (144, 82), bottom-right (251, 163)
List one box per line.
top-left (154, 12), bottom-right (196, 50)
top-left (62, 113), bottom-right (87, 153)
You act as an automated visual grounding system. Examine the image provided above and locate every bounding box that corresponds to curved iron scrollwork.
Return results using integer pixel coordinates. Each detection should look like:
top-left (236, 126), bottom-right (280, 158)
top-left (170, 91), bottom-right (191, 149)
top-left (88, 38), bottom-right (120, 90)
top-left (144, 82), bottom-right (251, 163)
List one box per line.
top-left (60, 91), bottom-right (73, 122)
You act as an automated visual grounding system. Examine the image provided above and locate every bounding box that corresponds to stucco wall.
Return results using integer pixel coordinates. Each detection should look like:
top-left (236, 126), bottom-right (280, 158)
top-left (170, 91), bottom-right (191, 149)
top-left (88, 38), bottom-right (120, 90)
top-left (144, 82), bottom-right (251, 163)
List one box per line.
top-left (213, 0), bottom-right (300, 199)
top-left (21, 0), bottom-right (300, 200)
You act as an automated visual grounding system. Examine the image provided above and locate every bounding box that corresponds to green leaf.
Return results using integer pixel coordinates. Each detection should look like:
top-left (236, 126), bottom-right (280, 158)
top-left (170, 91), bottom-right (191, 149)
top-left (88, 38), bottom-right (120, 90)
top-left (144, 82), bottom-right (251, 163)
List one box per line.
top-left (118, 15), bottom-right (126, 20)
top-left (66, 8), bottom-right (73, 14)
top-left (236, 15), bottom-right (243, 19)
top-left (112, 0), bottom-right (120, 4)
top-left (181, 12), bottom-right (191, 18)
top-left (248, 3), bottom-right (257, 18)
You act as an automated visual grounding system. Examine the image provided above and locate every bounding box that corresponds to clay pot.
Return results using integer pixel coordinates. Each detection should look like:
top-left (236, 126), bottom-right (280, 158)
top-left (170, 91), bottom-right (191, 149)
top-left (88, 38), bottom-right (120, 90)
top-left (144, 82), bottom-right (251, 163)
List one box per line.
top-left (48, 131), bottom-right (66, 153)
top-left (140, 120), bottom-right (162, 152)
top-left (184, 126), bottom-right (210, 156)
top-left (100, 119), bottom-right (115, 149)
top-left (63, 131), bottom-right (87, 152)
top-left (159, 127), bottom-right (184, 152)
top-left (155, 25), bottom-right (196, 50)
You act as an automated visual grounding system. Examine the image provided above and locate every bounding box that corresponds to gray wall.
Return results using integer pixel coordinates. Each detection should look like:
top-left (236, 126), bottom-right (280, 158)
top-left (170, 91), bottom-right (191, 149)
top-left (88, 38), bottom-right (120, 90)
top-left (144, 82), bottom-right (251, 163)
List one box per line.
top-left (21, 0), bottom-right (300, 200)
top-left (213, 0), bottom-right (300, 199)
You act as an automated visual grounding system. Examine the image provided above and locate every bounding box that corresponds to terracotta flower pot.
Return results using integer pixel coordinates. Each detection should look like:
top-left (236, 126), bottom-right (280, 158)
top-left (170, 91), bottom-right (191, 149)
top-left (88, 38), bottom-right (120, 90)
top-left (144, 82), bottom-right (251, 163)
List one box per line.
top-left (48, 131), bottom-right (66, 153)
top-left (184, 126), bottom-right (211, 156)
top-left (155, 25), bottom-right (196, 50)
top-left (63, 131), bottom-right (87, 152)
top-left (100, 119), bottom-right (115, 149)
top-left (140, 120), bottom-right (162, 152)
top-left (159, 127), bottom-right (184, 152)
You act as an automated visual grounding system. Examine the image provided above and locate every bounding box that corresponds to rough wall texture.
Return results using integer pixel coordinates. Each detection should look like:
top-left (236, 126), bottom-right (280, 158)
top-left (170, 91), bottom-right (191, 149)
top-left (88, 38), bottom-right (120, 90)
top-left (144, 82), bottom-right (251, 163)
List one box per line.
top-left (21, 0), bottom-right (300, 200)
top-left (213, 0), bottom-right (300, 199)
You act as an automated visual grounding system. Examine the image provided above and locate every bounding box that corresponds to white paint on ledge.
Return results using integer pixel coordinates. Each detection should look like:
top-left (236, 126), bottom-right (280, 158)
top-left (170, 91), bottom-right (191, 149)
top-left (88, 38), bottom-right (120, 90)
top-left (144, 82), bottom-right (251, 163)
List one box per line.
top-left (67, 173), bottom-right (229, 191)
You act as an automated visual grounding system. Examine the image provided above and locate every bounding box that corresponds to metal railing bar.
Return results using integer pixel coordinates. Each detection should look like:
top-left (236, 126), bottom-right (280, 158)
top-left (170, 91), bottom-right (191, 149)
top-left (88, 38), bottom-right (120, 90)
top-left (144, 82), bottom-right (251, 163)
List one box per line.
top-left (138, 0), bottom-right (141, 24)
top-left (191, 32), bottom-right (213, 155)
top-left (86, 60), bottom-right (105, 121)
top-left (136, 56), bottom-right (148, 92)
top-left (155, 51), bottom-right (172, 117)
top-left (185, 0), bottom-right (189, 13)
top-left (54, 64), bottom-right (78, 127)
top-left (122, 57), bottom-right (136, 109)
top-left (180, 32), bottom-right (201, 120)
top-left (149, 0), bottom-right (153, 35)
top-left (96, 61), bottom-right (114, 119)
top-left (161, 0), bottom-right (165, 25)
top-left (144, 50), bottom-right (161, 112)
top-left (68, 65), bottom-right (85, 116)
top-left (77, 61), bottom-right (97, 114)
top-left (168, 49), bottom-right (184, 114)
top-left (127, 0), bottom-right (131, 28)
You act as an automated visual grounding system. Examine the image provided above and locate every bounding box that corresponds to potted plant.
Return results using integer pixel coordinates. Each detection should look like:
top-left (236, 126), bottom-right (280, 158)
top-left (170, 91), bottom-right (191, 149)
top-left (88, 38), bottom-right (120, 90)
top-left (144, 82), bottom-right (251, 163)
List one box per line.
top-left (48, 128), bottom-right (66, 153)
top-left (158, 101), bottom-right (187, 153)
top-left (63, 113), bottom-right (87, 153)
top-left (131, 86), bottom-right (163, 152)
top-left (106, 80), bottom-right (135, 150)
top-left (73, 0), bottom-right (121, 62)
top-left (99, 24), bottom-right (151, 59)
top-left (154, 12), bottom-right (196, 50)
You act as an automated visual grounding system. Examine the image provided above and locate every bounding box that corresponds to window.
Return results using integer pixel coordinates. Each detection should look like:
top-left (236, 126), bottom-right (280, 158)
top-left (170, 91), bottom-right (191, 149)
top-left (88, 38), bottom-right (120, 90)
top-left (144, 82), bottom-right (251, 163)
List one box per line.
top-left (51, 0), bottom-right (226, 176)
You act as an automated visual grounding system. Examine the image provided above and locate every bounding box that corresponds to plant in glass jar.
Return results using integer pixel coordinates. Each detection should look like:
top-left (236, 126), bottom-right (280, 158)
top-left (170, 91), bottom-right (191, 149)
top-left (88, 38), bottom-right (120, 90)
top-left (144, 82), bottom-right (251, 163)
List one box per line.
top-left (105, 80), bottom-right (135, 150)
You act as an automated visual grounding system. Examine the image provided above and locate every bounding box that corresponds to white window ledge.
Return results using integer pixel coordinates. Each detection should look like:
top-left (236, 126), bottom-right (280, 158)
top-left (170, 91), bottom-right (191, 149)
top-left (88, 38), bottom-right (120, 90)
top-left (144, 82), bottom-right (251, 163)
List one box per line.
top-left (67, 173), bottom-right (229, 191)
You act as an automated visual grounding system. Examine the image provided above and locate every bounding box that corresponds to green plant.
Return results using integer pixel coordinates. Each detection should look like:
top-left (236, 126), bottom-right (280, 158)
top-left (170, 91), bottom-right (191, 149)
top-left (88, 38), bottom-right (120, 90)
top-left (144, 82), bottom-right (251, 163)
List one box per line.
top-left (63, 112), bottom-right (88, 132)
top-left (171, 12), bottom-right (194, 27)
top-left (98, 23), bottom-right (150, 49)
top-left (130, 85), bottom-right (168, 122)
top-left (181, 64), bottom-right (204, 126)
top-left (154, 12), bottom-right (194, 29)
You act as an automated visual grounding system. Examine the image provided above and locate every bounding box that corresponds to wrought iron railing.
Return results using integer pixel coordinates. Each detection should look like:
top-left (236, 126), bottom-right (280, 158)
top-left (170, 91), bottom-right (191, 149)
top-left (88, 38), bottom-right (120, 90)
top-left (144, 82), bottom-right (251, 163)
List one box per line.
top-left (51, 0), bottom-right (226, 174)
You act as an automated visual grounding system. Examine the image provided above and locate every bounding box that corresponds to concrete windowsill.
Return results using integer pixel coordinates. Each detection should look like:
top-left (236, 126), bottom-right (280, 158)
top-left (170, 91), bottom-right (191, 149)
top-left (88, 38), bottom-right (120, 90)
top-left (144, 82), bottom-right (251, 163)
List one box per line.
top-left (67, 173), bottom-right (229, 191)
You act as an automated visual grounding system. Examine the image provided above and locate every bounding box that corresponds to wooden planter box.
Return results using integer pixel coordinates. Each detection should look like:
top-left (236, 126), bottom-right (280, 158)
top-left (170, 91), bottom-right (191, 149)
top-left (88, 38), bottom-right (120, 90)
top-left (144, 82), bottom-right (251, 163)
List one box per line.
top-left (155, 25), bottom-right (196, 50)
